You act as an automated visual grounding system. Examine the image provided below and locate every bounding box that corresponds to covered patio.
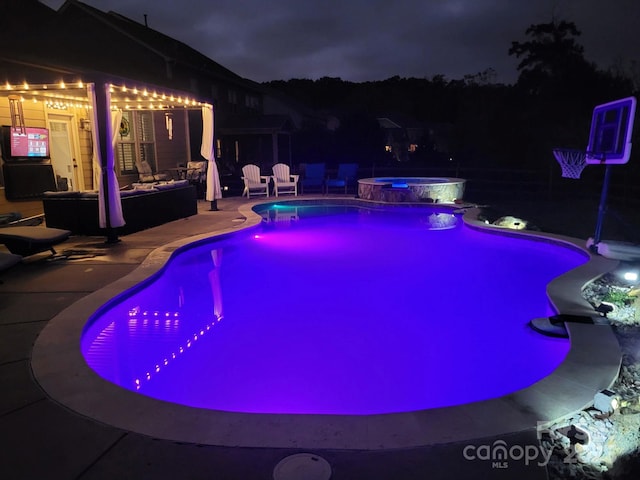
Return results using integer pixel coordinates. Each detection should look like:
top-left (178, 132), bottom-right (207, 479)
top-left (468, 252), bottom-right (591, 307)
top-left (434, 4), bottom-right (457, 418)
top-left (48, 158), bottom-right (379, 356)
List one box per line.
top-left (0, 74), bottom-right (222, 240)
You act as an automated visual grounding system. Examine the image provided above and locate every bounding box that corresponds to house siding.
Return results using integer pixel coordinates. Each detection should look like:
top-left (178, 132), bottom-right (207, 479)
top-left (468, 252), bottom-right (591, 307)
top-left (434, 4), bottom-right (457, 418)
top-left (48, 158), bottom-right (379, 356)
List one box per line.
top-left (153, 109), bottom-right (192, 172)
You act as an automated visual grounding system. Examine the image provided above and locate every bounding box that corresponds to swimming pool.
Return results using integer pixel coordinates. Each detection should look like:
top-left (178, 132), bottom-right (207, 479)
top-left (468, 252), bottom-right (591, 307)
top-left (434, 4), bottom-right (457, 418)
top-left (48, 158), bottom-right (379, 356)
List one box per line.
top-left (32, 198), bottom-right (621, 449)
top-left (81, 203), bottom-right (587, 415)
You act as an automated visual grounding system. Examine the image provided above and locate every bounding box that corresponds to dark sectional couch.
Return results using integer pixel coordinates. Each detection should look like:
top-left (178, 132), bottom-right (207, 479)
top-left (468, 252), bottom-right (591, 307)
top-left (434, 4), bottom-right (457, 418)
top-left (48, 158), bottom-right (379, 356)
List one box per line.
top-left (42, 181), bottom-right (198, 236)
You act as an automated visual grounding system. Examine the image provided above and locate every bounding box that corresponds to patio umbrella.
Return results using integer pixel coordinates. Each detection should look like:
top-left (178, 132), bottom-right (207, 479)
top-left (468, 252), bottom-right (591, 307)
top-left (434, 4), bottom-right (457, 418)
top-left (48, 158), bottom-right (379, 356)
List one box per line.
top-left (202, 104), bottom-right (222, 211)
top-left (88, 83), bottom-right (125, 241)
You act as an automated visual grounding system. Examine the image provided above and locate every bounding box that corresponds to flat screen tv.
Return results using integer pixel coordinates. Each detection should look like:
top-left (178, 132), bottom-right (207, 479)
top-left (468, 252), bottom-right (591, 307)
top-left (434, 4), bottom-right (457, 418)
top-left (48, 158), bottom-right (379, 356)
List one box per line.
top-left (1, 125), bottom-right (50, 160)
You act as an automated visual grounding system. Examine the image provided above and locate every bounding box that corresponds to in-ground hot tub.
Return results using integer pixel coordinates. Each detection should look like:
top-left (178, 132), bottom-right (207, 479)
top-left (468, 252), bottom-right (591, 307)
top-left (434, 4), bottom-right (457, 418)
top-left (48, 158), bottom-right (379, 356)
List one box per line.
top-left (358, 177), bottom-right (465, 203)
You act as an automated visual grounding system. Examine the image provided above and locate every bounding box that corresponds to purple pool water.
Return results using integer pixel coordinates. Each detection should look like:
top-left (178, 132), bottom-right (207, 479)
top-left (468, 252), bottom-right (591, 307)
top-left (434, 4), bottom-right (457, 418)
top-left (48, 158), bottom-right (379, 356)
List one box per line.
top-left (82, 204), bottom-right (587, 415)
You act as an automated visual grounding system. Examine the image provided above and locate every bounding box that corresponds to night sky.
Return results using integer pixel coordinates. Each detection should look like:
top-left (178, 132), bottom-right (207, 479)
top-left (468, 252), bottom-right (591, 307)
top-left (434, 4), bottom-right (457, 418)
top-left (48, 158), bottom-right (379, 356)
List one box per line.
top-left (41, 0), bottom-right (640, 84)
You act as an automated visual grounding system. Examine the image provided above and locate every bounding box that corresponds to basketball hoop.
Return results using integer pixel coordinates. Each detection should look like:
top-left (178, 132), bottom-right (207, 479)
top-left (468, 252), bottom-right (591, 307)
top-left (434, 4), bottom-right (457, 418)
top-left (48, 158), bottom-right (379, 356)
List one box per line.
top-left (553, 148), bottom-right (587, 179)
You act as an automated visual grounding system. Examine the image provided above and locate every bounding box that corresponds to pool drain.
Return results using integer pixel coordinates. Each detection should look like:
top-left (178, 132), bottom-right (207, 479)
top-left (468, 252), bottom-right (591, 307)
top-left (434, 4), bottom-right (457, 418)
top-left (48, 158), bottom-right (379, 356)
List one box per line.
top-left (273, 453), bottom-right (332, 480)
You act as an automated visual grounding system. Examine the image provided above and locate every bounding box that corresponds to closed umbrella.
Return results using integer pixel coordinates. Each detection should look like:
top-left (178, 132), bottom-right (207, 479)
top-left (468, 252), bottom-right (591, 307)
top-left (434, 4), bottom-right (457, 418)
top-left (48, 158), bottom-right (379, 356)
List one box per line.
top-left (88, 82), bottom-right (125, 242)
top-left (202, 104), bottom-right (222, 211)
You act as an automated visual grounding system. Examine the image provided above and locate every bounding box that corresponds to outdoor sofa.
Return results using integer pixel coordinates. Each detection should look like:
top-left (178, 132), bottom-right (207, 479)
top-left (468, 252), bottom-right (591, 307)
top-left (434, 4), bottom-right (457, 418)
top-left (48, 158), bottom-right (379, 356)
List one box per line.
top-left (42, 180), bottom-right (197, 236)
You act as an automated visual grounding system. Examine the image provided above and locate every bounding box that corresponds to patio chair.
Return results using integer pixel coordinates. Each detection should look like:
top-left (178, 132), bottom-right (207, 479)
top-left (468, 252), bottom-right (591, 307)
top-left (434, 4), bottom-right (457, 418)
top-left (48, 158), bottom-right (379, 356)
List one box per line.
top-left (272, 163), bottom-right (299, 197)
top-left (299, 163), bottom-right (326, 194)
top-left (0, 225), bottom-right (71, 257)
top-left (241, 164), bottom-right (270, 198)
top-left (136, 159), bottom-right (169, 183)
top-left (185, 160), bottom-right (207, 198)
top-left (325, 163), bottom-right (359, 194)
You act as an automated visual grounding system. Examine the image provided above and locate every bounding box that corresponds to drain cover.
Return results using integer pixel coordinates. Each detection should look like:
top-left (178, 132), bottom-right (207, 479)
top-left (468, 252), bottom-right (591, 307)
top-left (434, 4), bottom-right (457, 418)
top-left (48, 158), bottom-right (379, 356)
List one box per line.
top-left (273, 453), bottom-right (332, 480)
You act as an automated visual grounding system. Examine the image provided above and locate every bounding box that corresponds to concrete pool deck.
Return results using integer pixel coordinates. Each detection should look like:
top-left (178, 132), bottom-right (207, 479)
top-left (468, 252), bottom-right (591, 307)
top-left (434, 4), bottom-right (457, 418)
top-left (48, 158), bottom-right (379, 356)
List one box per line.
top-left (0, 195), bottom-right (622, 479)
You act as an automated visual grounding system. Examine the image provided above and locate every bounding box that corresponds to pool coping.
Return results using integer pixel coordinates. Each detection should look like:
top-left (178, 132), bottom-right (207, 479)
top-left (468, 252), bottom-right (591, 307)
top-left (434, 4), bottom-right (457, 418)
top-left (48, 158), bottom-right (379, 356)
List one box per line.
top-left (31, 199), bottom-right (622, 450)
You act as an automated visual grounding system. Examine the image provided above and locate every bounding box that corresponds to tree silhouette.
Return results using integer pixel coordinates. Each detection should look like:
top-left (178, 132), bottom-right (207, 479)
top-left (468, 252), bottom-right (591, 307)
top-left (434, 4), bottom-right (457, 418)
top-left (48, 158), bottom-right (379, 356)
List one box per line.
top-left (265, 20), bottom-right (636, 173)
top-left (508, 21), bottom-right (604, 166)
top-left (509, 20), bottom-right (589, 91)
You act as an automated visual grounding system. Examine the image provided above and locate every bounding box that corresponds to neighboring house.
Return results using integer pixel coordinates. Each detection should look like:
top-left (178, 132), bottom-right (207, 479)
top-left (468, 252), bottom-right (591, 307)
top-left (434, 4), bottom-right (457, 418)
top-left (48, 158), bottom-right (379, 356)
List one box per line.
top-left (377, 115), bottom-right (452, 163)
top-left (0, 0), bottom-right (301, 214)
top-left (259, 85), bottom-right (339, 171)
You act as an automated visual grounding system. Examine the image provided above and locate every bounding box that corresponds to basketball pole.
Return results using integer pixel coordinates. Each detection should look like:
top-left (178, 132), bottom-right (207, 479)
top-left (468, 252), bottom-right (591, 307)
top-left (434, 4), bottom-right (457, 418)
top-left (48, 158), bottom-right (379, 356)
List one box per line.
top-left (581, 96), bottom-right (636, 254)
top-left (591, 163), bottom-right (612, 251)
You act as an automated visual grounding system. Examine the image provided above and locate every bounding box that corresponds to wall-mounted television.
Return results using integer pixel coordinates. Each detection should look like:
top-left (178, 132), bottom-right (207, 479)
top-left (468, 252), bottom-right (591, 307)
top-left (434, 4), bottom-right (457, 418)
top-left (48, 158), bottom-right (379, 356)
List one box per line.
top-left (1, 125), bottom-right (50, 160)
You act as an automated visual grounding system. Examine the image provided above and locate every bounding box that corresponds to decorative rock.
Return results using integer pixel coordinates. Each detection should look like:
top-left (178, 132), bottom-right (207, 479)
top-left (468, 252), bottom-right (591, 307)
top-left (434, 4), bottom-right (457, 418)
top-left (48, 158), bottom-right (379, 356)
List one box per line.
top-left (545, 273), bottom-right (640, 478)
top-left (492, 215), bottom-right (528, 230)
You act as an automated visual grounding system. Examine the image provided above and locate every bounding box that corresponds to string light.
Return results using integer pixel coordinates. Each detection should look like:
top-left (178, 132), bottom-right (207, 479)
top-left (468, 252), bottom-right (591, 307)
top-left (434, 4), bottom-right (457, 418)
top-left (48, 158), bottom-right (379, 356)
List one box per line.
top-left (2, 81), bottom-right (208, 110)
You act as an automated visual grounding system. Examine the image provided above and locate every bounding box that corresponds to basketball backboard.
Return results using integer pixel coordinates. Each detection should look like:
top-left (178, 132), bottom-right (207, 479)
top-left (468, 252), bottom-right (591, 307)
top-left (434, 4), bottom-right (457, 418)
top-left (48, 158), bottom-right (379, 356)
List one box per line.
top-left (585, 96), bottom-right (636, 164)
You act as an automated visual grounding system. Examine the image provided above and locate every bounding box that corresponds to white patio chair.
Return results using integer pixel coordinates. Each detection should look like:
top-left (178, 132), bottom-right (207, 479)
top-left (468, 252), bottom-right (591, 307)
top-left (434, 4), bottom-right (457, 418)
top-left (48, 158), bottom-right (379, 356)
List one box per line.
top-left (271, 163), bottom-right (299, 197)
top-left (241, 164), bottom-right (270, 198)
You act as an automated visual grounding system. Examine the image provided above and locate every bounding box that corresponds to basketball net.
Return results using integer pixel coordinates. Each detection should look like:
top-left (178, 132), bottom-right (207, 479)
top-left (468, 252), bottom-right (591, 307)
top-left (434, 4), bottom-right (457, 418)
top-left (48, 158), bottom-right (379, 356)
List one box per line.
top-left (553, 148), bottom-right (587, 179)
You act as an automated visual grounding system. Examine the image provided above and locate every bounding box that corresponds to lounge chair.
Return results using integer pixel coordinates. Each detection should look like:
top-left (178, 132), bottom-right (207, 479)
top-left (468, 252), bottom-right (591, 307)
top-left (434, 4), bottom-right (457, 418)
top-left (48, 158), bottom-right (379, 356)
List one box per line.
top-left (272, 163), bottom-right (299, 197)
top-left (0, 251), bottom-right (22, 283)
top-left (241, 164), bottom-right (270, 198)
top-left (0, 226), bottom-right (71, 257)
top-left (0, 251), bottom-right (21, 273)
top-left (136, 159), bottom-right (169, 183)
top-left (299, 163), bottom-right (326, 194)
top-left (325, 163), bottom-right (359, 194)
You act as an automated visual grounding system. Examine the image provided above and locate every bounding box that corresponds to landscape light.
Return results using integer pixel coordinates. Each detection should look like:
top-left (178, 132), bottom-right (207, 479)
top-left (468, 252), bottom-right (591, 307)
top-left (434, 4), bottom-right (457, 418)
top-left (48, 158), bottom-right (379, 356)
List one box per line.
top-left (593, 389), bottom-right (619, 414)
top-left (623, 271), bottom-right (638, 282)
top-left (612, 262), bottom-right (640, 285)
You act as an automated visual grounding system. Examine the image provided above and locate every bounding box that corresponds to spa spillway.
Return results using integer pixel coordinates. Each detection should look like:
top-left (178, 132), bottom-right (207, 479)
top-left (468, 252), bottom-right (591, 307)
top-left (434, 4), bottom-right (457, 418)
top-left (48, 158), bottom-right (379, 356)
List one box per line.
top-left (358, 177), bottom-right (465, 203)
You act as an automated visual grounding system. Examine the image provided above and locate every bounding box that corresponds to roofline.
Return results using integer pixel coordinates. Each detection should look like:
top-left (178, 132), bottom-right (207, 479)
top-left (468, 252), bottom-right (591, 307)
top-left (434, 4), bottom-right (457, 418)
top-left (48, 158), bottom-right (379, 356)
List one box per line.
top-left (59, 0), bottom-right (172, 63)
top-left (0, 58), bottom-right (212, 109)
top-left (58, 0), bottom-right (252, 86)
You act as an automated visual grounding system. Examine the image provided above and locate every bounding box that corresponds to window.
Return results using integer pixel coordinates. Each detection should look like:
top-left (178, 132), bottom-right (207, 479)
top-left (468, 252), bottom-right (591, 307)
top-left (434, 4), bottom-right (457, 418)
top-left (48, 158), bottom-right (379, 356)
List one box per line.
top-left (227, 89), bottom-right (238, 113)
top-left (210, 84), bottom-right (219, 104)
top-left (116, 111), bottom-right (157, 175)
top-left (245, 94), bottom-right (260, 111)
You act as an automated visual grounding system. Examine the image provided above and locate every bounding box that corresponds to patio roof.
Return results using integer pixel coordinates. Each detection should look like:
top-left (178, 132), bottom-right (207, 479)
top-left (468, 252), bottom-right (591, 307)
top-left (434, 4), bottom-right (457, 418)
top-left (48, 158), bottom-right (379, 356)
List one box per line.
top-left (1, 79), bottom-right (210, 111)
